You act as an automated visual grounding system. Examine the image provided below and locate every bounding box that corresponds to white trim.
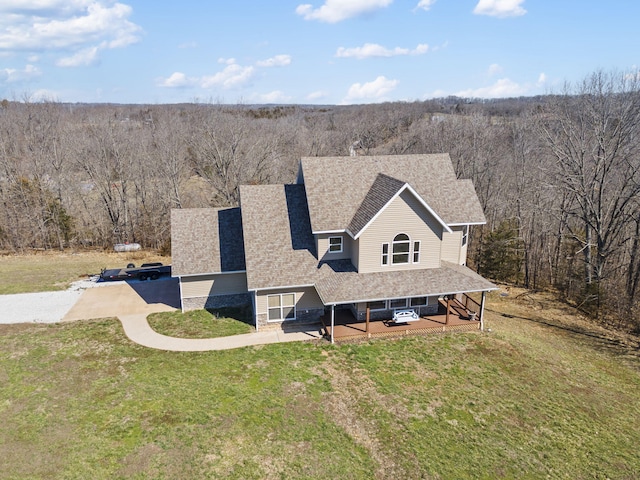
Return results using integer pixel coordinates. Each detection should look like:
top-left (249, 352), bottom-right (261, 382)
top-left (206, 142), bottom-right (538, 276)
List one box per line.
top-left (388, 298), bottom-right (409, 309)
top-left (353, 183), bottom-right (452, 239)
top-left (174, 269), bottom-right (246, 278)
top-left (267, 292), bottom-right (296, 322)
top-left (178, 276), bottom-right (185, 313)
top-left (391, 233), bottom-right (411, 265)
top-left (248, 283), bottom-right (315, 293)
top-left (324, 288), bottom-right (497, 306)
top-left (381, 242), bottom-right (389, 266)
top-left (252, 290), bottom-right (258, 331)
top-left (412, 240), bottom-right (421, 264)
top-left (366, 300), bottom-right (388, 311)
top-left (448, 222), bottom-right (485, 226)
top-left (312, 229), bottom-right (346, 235)
top-left (409, 296), bottom-right (428, 307)
top-left (328, 235), bottom-right (343, 253)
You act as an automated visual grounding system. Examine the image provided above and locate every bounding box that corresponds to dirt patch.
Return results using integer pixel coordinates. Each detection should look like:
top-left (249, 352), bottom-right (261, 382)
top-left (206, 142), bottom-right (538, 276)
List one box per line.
top-left (322, 361), bottom-right (407, 480)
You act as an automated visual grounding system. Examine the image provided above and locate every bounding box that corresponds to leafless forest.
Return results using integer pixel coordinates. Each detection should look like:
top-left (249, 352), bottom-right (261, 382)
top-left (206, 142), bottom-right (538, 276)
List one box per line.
top-left (1, 70), bottom-right (639, 330)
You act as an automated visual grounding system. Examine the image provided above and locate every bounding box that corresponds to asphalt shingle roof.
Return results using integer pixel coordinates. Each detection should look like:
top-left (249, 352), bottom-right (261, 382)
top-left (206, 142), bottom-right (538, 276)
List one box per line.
top-left (315, 261), bottom-right (496, 305)
top-left (239, 183), bottom-right (320, 290)
top-left (172, 154), bottom-right (494, 301)
top-left (171, 207), bottom-right (245, 276)
top-left (300, 153), bottom-right (486, 233)
top-left (347, 173), bottom-right (406, 237)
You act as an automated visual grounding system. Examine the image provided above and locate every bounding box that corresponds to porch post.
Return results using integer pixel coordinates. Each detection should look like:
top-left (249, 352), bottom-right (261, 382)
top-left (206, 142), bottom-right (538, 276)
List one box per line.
top-left (366, 307), bottom-right (370, 333)
top-left (330, 304), bottom-right (335, 344)
top-left (253, 290), bottom-right (258, 332)
top-left (446, 298), bottom-right (451, 325)
top-left (479, 291), bottom-right (487, 331)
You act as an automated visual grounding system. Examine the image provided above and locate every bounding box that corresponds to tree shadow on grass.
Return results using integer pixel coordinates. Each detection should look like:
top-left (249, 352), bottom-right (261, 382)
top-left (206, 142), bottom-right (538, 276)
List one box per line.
top-left (488, 307), bottom-right (640, 367)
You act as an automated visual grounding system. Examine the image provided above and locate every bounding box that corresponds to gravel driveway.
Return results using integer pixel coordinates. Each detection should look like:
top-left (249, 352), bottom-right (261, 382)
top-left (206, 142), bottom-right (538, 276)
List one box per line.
top-left (0, 278), bottom-right (170, 323)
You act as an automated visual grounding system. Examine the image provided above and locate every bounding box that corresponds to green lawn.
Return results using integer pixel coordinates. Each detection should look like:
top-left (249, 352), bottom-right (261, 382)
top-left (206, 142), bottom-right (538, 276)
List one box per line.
top-left (147, 308), bottom-right (254, 338)
top-left (1, 289), bottom-right (639, 479)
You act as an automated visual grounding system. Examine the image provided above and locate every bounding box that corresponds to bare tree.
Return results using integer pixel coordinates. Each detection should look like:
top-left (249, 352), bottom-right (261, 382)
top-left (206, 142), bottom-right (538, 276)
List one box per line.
top-left (538, 70), bottom-right (640, 312)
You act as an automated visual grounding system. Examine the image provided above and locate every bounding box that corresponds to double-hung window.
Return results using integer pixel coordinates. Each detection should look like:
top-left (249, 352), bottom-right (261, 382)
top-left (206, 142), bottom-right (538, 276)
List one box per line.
top-left (413, 241), bottom-right (421, 263)
top-left (392, 234), bottom-right (410, 264)
top-left (329, 236), bottom-right (343, 253)
top-left (268, 293), bottom-right (296, 321)
top-left (381, 243), bottom-right (389, 265)
top-left (367, 300), bottom-right (387, 311)
top-left (389, 298), bottom-right (408, 309)
top-left (410, 296), bottom-right (428, 307)
top-left (461, 225), bottom-right (468, 247)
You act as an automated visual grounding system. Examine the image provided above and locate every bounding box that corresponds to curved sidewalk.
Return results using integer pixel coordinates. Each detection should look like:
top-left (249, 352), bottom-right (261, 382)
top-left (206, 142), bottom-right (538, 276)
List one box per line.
top-left (61, 279), bottom-right (323, 352)
top-left (118, 314), bottom-right (323, 352)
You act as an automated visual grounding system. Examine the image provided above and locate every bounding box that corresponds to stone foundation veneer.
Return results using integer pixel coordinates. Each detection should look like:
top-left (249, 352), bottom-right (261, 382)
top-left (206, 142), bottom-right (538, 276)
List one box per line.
top-left (181, 293), bottom-right (251, 312)
top-left (256, 307), bottom-right (324, 328)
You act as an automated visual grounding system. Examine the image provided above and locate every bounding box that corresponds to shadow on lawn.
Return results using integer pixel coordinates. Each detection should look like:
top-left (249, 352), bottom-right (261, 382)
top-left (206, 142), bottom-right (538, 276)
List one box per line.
top-left (488, 306), bottom-right (640, 366)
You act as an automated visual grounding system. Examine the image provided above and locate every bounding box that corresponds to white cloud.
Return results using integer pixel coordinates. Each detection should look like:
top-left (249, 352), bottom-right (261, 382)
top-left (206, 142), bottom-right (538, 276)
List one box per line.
top-left (201, 63), bottom-right (255, 89)
top-left (256, 54), bottom-right (292, 67)
top-left (336, 42), bottom-right (428, 59)
top-left (343, 75), bottom-right (399, 103)
top-left (307, 90), bottom-right (329, 101)
top-left (487, 63), bottom-right (503, 76)
top-left (218, 57), bottom-right (236, 65)
top-left (258, 90), bottom-right (292, 103)
top-left (296, 0), bottom-right (393, 23)
top-left (415, 0), bottom-right (436, 11)
top-left (159, 60), bottom-right (256, 90)
top-left (537, 72), bottom-right (547, 85)
top-left (0, 64), bottom-right (42, 83)
top-left (455, 78), bottom-right (528, 98)
top-left (56, 45), bottom-right (99, 66)
top-left (158, 72), bottom-right (192, 88)
top-left (473, 0), bottom-right (526, 18)
top-left (0, 1), bottom-right (142, 65)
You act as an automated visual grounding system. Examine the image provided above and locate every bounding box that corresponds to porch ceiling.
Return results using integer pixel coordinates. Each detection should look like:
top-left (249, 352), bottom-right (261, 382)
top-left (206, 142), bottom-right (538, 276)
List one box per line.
top-left (315, 261), bottom-right (496, 305)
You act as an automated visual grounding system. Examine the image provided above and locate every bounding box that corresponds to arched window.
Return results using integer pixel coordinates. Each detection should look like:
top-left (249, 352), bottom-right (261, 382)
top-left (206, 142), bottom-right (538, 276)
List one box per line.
top-left (392, 233), bottom-right (410, 264)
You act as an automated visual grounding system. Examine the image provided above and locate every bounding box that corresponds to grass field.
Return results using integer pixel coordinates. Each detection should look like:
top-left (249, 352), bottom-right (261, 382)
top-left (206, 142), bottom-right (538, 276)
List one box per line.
top-left (0, 250), bottom-right (170, 294)
top-left (1, 281), bottom-right (639, 479)
top-left (147, 308), bottom-right (254, 338)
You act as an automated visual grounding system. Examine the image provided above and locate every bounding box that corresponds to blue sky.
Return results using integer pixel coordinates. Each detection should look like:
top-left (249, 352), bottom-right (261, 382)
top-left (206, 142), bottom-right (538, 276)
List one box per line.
top-left (1, 0), bottom-right (638, 104)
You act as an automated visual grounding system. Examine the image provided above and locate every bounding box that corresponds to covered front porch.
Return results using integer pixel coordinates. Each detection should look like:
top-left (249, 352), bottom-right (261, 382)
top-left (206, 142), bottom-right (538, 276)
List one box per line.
top-left (320, 294), bottom-right (485, 343)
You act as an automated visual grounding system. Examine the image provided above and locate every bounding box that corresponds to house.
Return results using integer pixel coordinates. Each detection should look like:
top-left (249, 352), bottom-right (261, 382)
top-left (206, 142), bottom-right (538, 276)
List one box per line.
top-left (171, 154), bottom-right (496, 342)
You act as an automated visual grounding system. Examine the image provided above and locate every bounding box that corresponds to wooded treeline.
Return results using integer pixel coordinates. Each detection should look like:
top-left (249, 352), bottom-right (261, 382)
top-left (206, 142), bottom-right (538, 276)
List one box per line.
top-left (1, 70), bottom-right (639, 330)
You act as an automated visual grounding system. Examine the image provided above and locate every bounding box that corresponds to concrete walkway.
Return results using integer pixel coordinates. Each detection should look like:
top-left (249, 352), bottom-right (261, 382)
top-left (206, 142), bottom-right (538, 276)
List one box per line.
top-left (60, 278), bottom-right (323, 352)
top-left (118, 314), bottom-right (323, 352)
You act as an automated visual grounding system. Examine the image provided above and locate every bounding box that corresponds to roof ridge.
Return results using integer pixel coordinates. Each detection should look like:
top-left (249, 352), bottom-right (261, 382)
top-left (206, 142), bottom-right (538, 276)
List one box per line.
top-left (347, 172), bottom-right (407, 237)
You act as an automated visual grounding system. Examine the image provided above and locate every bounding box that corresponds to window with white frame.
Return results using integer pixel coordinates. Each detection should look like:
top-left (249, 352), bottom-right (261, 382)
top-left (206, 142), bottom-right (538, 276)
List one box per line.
top-left (328, 236), bottom-right (343, 253)
top-left (392, 233), bottom-right (410, 264)
top-left (389, 298), bottom-right (408, 309)
top-left (461, 225), bottom-right (468, 247)
top-left (413, 241), bottom-right (421, 263)
top-left (267, 293), bottom-right (296, 321)
top-left (367, 300), bottom-right (387, 311)
top-left (381, 243), bottom-right (389, 265)
top-left (410, 296), bottom-right (428, 307)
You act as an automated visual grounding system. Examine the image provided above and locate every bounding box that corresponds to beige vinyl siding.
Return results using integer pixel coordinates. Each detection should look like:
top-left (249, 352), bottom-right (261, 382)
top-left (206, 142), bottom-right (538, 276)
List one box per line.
top-left (317, 233), bottom-right (352, 261)
top-left (357, 190), bottom-right (443, 273)
top-left (352, 238), bottom-right (360, 270)
top-left (441, 228), bottom-right (463, 264)
top-left (180, 272), bottom-right (248, 298)
top-left (256, 286), bottom-right (324, 318)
